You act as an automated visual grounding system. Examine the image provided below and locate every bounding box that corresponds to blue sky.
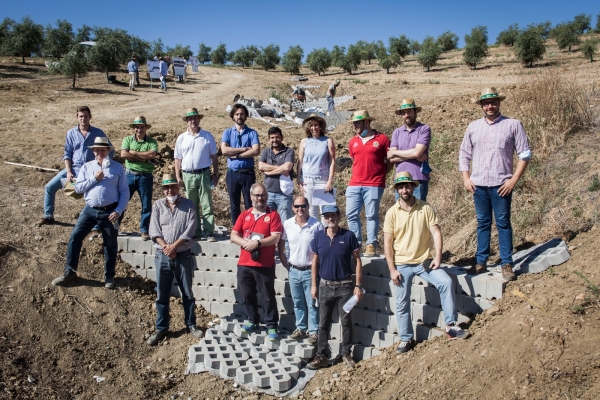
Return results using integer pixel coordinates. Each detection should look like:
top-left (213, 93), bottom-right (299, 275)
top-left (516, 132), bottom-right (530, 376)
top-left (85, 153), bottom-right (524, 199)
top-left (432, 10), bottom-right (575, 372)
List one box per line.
top-left (5, 1), bottom-right (598, 53)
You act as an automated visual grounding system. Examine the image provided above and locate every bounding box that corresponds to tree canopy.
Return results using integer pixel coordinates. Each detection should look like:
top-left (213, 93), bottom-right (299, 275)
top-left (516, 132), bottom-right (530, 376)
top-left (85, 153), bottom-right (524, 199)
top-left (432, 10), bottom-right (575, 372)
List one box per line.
top-left (417, 36), bottom-right (441, 72)
top-left (436, 31), bottom-right (459, 52)
top-left (389, 35), bottom-right (411, 59)
top-left (197, 43), bottom-right (211, 64)
top-left (552, 23), bottom-right (580, 52)
top-left (210, 43), bottom-right (227, 65)
top-left (463, 26), bottom-right (489, 69)
top-left (496, 23), bottom-right (520, 47)
top-left (2, 16), bottom-right (44, 64)
top-left (306, 48), bottom-right (331, 76)
top-left (43, 19), bottom-right (74, 59)
top-left (281, 45), bottom-right (303, 74)
top-left (515, 24), bottom-right (546, 67)
top-left (581, 38), bottom-right (598, 62)
top-left (255, 44), bottom-right (280, 70)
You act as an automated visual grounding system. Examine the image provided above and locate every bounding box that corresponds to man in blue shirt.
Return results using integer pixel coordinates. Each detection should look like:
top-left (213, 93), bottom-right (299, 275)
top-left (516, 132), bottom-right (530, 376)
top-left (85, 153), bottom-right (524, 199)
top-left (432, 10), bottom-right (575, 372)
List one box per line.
top-left (159, 57), bottom-right (168, 91)
top-left (52, 137), bottom-right (129, 289)
top-left (308, 205), bottom-right (364, 370)
top-left (220, 104), bottom-right (261, 224)
top-left (127, 57), bottom-right (138, 91)
top-left (37, 106), bottom-right (112, 229)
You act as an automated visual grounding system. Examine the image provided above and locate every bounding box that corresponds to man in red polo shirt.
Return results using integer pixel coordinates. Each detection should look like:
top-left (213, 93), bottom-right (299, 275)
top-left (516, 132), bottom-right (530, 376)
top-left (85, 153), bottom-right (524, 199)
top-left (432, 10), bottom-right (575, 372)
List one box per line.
top-left (345, 110), bottom-right (392, 257)
top-left (230, 182), bottom-right (283, 341)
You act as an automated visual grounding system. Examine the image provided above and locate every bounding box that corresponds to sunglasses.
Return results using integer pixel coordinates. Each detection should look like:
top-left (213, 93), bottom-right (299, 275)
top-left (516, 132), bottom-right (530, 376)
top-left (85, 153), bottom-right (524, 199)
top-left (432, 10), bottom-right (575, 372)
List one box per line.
top-left (293, 204), bottom-right (308, 209)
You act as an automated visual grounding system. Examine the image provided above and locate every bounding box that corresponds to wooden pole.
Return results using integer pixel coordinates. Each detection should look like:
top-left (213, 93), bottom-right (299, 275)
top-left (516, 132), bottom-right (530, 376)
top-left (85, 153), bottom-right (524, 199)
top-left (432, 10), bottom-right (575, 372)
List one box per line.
top-left (4, 162), bottom-right (59, 172)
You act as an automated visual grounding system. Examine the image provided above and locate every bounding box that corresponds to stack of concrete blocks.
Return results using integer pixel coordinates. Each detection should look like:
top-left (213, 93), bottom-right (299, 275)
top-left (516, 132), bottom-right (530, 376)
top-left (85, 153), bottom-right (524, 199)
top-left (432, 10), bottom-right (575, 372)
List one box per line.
top-left (324, 111), bottom-right (353, 129)
top-left (291, 95), bottom-right (355, 111)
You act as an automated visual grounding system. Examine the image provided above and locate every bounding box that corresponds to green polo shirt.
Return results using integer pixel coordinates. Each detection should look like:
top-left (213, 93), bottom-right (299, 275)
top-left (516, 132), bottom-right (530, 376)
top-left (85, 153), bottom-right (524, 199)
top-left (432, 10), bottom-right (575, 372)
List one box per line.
top-left (121, 135), bottom-right (159, 173)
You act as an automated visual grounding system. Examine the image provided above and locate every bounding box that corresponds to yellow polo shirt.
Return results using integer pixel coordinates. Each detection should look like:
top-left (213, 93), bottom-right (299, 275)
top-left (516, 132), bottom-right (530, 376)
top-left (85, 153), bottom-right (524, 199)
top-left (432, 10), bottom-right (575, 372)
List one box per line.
top-left (383, 199), bottom-right (439, 265)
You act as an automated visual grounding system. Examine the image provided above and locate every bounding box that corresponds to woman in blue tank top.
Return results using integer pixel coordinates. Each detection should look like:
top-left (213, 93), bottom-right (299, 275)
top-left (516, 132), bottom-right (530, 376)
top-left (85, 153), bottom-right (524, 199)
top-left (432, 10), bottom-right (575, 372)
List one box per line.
top-left (297, 114), bottom-right (336, 218)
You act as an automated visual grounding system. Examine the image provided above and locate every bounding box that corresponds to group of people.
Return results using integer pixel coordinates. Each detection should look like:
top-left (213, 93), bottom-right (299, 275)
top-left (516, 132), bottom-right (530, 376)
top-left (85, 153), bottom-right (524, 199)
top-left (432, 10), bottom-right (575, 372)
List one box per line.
top-left (42, 86), bottom-right (531, 365)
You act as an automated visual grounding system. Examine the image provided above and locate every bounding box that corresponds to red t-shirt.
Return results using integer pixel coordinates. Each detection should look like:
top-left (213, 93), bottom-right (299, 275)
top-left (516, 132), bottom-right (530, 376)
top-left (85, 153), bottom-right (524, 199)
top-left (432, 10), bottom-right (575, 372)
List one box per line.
top-left (232, 207), bottom-right (283, 267)
top-left (348, 132), bottom-right (391, 187)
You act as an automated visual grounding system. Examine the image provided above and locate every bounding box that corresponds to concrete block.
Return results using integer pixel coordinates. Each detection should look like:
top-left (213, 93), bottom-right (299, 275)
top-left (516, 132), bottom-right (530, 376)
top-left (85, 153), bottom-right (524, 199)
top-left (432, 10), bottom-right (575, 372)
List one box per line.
top-left (353, 326), bottom-right (378, 347)
top-left (422, 304), bottom-right (443, 327)
top-left (171, 284), bottom-right (181, 298)
top-left (413, 275), bottom-right (435, 287)
top-left (219, 319), bottom-right (236, 332)
top-left (476, 298), bottom-right (495, 310)
top-left (353, 345), bottom-right (372, 361)
top-left (362, 258), bottom-right (390, 278)
top-left (274, 279), bottom-right (291, 297)
top-left (282, 364), bottom-right (300, 380)
top-left (279, 313), bottom-right (296, 331)
top-left (485, 276), bottom-right (506, 300)
top-left (279, 339), bottom-right (296, 355)
top-left (248, 343), bottom-right (269, 360)
top-left (294, 342), bottom-right (315, 359)
top-left (146, 269), bottom-right (156, 281)
top-left (376, 331), bottom-right (397, 348)
top-left (362, 276), bottom-right (394, 296)
top-left (236, 358), bottom-right (293, 392)
top-left (456, 294), bottom-right (481, 315)
top-left (187, 340), bottom-right (249, 377)
top-left (249, 331), bottom-right (265, 345)
top-left (208, 286), bottom-right (220, 301)
top-left (144, 255), bottom-right (154, 270)
top-left (198, 301), bottom-right (211, 313)
top-left (234, 324), bottom-right (249, 338)
top-left (194, 256), bottom-right (213, 271)
top-left (372, 348), bottom-right (382, 357)
top-left (134, 269), bottom-right (146, 278)
top-left (414, 322), bottom-right (431, 341)
top-left (329, 323), bottom-right (342, 340)
top-left (263, 339), bottom-right (279, 350)
top-left (352, 308), bottom-right (378, 329)
top-left (429, 327), bottom-right (445, 339)
top-left (275, 263), bottom-right (289, 281)
top-left (219, 287), bottom-right (242, 304)
top-left (422, 286), bottom-right (442, 307)
top-left (276, 296), bottom-right (295, 314)
top-left (328, 340), bottom-right (342, 358)
top-left (411, 303), bottom-right (424, 323)
top-left (127, 237), bottom-right (153, 254)
top-left (361, 293), bottom-right (394, 314)
top-left (117, 236), bottom-right (129, 252)
top-left (267, 351), bottom-right (302, 368)
top-left (192, 271), bottom-right (205, 286)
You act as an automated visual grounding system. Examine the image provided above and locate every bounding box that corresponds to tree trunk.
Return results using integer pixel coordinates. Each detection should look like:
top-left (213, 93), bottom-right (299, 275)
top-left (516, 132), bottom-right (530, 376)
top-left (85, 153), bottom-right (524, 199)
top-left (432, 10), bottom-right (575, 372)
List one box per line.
top-left (427, 66), bottom-right (430, 72)
top-left (386, 68), bottom-right (390, 74)
top-left (72, 74), bottom-right (76, 89)
top-left (105, 70), bottom-right (109, 83)
top-left (22, 56), bottom-right (25, 64)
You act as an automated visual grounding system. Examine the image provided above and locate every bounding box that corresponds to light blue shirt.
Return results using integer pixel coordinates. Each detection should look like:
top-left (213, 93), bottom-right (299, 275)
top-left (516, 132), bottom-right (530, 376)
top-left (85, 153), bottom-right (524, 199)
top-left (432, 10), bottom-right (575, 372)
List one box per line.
top-left (221, 125), bottom-right (260, 170)
top-left (159, 60), bottom-right (168, 76)
top-left (63, 125), bottom-right (113, 176)
top-left (301, 136), bottom-right (330, 182)
top-left (75, 159), bottom-right (129, 215)
top-left (127, 60), bottom-right (138, 72)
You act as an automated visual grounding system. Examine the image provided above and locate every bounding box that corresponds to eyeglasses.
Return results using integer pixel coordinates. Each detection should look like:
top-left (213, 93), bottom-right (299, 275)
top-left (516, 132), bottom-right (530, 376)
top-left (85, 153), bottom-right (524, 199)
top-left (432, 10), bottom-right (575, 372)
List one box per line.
top-left (251, 193), bottom-right (266, 198)
top-left (323, 214), bottom-right (337, 219)
top-left (481, 102), bottom-right (499, 108)
top-left (293, 204), bottom-right (308, 209)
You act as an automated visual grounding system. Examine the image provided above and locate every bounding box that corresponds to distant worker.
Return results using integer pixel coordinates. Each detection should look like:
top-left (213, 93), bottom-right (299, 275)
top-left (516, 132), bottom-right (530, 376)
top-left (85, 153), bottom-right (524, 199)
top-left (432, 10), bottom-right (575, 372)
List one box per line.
top-left (220, 104), bottom-right (260, 225)
top-left (51, 137), bottom-right (128, 289)
top-left (459, 88), bottom-right (532, 281)
top-left (118, 116), bottom-right (158, 240)
top-left (326, 79), bottom-right (340, 112)
top-left (290, 87), bottom-right (306, 107)
top-left (174, 108), bottom-right (219, 241)
top-left (37, 106), bottom-right (111, 232)
top-left (387, 99), bottom-right (431, 201)
top-left (127, 57), bottom-right (138, 91)
top-left (133, 56), bottom-right (141, 86)
top-left (346, 110), bottom-right (391, 258)
top-left (159, 57), bottom-right (168, 91)
top-left (146, 174), bottom-right (204, 346)
top-left (383, 171), bottom-right (469, 355)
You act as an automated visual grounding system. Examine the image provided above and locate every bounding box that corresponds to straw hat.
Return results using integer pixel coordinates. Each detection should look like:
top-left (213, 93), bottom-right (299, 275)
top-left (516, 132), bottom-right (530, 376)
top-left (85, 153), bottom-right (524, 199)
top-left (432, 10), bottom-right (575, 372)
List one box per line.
top-left (161, 174), bottom-right (178, 186)
top-left (182, 107), bottom-right (204, 122)
top-left (394, 98), bottom-right (422, 114)
top-left (393, 171), bottom-right (420, 189)
top-left (129, 115), bottom-right (151, 129)
top-left (87, 137), bottom-right (114, 150)
top-left (348, 110), bottom-right (376, 123)
top-left (474, 87), bottom-right (506, 105)
top-left (302, 114), bottom-right (327, 131)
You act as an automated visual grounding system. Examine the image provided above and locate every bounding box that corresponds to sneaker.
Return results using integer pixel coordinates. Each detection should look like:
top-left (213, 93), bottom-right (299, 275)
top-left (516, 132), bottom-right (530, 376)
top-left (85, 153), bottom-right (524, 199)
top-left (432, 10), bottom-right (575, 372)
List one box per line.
top-left (307, 332), bottom-right (318, 346)
top-left (395, 340), bottom-right (413, 354)
top-left (241, 322), bottom-right (258, 334)
top-left (288, 329), bottom-right (307, 341)
top-left (52, 270), bottom-right (77, 286)
top-left (104, 276), bottom-right (115, 289)
top-left (141, 232), bottom-right (150, 241)
top-left (446, 324), bottom-right (470, 340)
top-left (147, 330), bottom-right (168, 346)
top-left (268, 329), bottom-right (279, 341)
top-left (364, 244), bottom-right (377, 257)
top-left (342, 353), bottom-right (355, 368)
top-left (188, 325), bottom-right (204, 339)
top-left (465, 263), bottom-right (487, 275)
top-left (206, 235), bottom-right (216, 242)
top-left (307, 354), bottom-right (328, 370)
top-left (501, 264), bottom-right (516, 281)
top-left (36, 217), bottom-right (55, 227)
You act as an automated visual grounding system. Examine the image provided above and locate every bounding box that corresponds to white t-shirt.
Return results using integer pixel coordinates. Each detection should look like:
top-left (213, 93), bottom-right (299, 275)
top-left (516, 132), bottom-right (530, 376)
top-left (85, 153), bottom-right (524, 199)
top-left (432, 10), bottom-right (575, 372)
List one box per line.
top-left (174, 129), bottom-right (217, 170)
top-left (283, 216), bottom-right (324, 266)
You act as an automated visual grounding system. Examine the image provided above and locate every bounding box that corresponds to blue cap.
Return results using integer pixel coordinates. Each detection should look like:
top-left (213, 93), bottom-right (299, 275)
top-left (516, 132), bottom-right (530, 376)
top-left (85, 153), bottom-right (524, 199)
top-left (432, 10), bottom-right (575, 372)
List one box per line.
top-left (321, 205), bottom-right (340, 215)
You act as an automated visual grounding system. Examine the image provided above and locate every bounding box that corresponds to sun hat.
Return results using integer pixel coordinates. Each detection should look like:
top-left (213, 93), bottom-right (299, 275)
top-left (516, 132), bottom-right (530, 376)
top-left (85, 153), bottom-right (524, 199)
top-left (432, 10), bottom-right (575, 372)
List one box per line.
top-left (161, 174), bottom-right (178, 186)
top-left (394, 98), bottom-right (422, 115)
top-left (393, 171), bottom-right (420, 189)
top-left (129, 115), bottom-right (151, 129)
top-left (182, 107), bottom-right (204, 122)
top-left (474, 87), bottom-right (506, 105)
top-left (302, 113), bottom-right (327, 131)
top-left (87, 137), bottom-right (114, 150)
top-left (348, 110), bottom-right (376, 123)
top-left (321, 205), bottom-right (340, 215)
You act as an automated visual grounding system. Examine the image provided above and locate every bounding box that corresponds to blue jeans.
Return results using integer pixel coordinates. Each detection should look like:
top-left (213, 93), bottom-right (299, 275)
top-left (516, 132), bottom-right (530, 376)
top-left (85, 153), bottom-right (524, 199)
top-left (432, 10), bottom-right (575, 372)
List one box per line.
top-left (267, 192), bottom-right (293, 223)
top-left (345, 186), bottom-right (385, 247)
top-left (160, 75), bottom-right (167, 90)
top-left (326, 95), bottom-right (335, 112)
top-left (394, 262), bottom-right (457, 342)
top-left (154, 249), bottom-right (196, 332)
top-left (394, 180), bottom-right (429, 202)
top-left (289, 267), bottom-right (319, 333)
top-left (65, 204), bottom-right (118, 278)
top-left (473, 186), bottom-right (513, 265)
top-left (44, 169), bottom-right (68, 218)
top-left (118, 172), bottom-right (153, 233)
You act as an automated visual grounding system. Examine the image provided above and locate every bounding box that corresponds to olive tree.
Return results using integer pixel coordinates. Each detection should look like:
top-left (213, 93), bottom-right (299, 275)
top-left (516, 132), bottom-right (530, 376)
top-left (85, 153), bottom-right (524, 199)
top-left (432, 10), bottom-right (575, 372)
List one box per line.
top-left (43, 19), bottom-right (74, 59)
top-left (281, 45), bottom-right (303, 74)
top-left (463, 26), bottom-right (489, 69)
top-left (515, 24), bottom-right (546, 67)
top-left (306, 48), bottom-right (331, 76)
top-left (417, 36), bottom-right (441, 72)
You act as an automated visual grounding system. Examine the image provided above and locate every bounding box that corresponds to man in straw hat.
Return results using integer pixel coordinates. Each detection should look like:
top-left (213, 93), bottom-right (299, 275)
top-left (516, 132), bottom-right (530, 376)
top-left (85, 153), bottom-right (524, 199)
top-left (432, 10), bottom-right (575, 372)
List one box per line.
top-left (146, 174), bottom-right (204, 345)
top-left (459, 87), bottom-right (532, 282)
top-left (326, 79), bottom-right (340, 112)
top-left (388, 99), bottom-right (431, 201)
top-left (118, 116), bottom-right (158, 240)
top-left (384, 172), bottom-right (470, 354)
top-left (221, 104), bottom-right (261, 225)
top-left (174, 108), bottom-right (219, 241)
top-left (345, 110), bottom-right (391, 257)
top-left (37, 106), bottom-right (112, 229)
top-left (51, 137), bottom-right (129, 289)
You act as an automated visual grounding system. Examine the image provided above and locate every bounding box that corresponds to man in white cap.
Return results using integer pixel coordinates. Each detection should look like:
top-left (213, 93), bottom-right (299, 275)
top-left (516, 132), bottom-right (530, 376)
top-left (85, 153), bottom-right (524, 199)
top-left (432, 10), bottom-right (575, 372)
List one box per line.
top-left (51, 137), bottom-right (129, 289)
top-left (459, 88), bottom-right (532, 281)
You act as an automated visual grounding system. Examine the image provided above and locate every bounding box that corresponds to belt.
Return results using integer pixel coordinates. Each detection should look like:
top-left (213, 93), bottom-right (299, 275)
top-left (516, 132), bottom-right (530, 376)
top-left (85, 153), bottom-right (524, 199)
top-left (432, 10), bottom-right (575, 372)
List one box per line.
top-left (92, 202), bottom-right (118, 211)
top-left (228, 168), bottom-right (254, 174)
top-left (290, 263), bottom-right (311, 271)
top-left (127, 169), bottom-right (152, 176)
top-left (322, 278), bottom-right (353, 285)
top-left (183, 167), bottom-right (209, 174)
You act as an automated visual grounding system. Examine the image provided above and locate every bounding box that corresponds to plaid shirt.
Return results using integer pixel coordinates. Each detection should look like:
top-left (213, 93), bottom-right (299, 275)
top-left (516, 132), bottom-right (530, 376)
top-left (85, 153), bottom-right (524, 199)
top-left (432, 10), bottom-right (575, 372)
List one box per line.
top-left (459, 114), bottom-right (531, 187)
top-left (149, 197), bottom-right (196, 252)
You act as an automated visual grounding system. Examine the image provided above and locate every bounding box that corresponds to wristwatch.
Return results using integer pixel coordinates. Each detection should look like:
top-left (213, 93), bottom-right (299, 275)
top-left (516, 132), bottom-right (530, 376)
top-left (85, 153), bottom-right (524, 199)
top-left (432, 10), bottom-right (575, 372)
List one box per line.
top-left (355, 284), bottom-right (363, 290)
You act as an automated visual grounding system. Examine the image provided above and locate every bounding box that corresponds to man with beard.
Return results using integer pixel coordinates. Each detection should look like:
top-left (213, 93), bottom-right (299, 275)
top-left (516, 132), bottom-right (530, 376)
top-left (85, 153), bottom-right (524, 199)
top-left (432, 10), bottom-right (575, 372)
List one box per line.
top-left (387, 99), bottom-right (431, 201)
top-left (221, 104), bottom-right (261, 225)
top-left (230, 183), bottom-right (283, 341)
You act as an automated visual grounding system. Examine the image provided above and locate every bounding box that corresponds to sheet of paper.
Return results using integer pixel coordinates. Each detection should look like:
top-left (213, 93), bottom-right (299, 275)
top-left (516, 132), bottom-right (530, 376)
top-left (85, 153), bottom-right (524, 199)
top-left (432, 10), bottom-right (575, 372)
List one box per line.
top-left (312, 188), bottom-right (336, 206)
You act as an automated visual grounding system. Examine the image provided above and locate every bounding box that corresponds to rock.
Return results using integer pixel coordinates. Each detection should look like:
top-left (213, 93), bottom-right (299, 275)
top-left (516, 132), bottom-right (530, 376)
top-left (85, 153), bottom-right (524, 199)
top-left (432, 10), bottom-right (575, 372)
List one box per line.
top-left (312, 389), bottom-right (322, 397)
top-left (486, 306), bottom-right (500, 316)
top-left (568, 246), bottom-right (577, 251)
top-left (575, 293), bottom-right (585, 300)
top-left (388, 365), bottom-right (400, 375)
top-left (34, 236), bottom-right (43, 241)
top-left (332, 373), bottom-right (339, 378)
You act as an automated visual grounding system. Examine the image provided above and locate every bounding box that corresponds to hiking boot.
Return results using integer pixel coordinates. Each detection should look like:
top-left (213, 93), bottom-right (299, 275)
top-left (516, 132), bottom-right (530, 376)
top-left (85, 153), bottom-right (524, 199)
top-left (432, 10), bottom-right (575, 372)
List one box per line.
top-left (141, 232), bottom-right (150, 241)
top-left (307, 333), bottom-right (318, 346)
top-left (147, 330), bottom-right (168, 346)
top-left (288, 329), bottom-right (307, 341)
top-left (241, 322), bottom-right (258, 334)
top-left (268, 329), bottom-right (279, 341)
top-left (465, 263), bottom-right (487, 275)
top-left (36, 217), bottom-right (55, 227)
top-left (395, 340), bottom-right (413, 354)
top-left (501, 264), bottom-right (516, 281)
top-left (52, 270), bottom-right (77, 286)
top-left (206, 235), bottom-right (216, 242)
top-left (188, 326), bottom-right (204, 339)
top-left (364, 244), bottom-right (377, 257)
top-left (342, 353), bottom-right (355, 368)
top-left (104, 276), bottom-right (115, 289)
top-left (445, 324), bottom-right (470, 340)
top-left (307, 354), bottom-right (328, 370)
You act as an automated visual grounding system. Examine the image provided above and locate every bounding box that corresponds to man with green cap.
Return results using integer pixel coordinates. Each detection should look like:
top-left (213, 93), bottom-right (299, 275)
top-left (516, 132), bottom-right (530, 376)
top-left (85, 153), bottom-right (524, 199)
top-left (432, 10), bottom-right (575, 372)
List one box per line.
top-left (119, 116), bottom-right (158, 240)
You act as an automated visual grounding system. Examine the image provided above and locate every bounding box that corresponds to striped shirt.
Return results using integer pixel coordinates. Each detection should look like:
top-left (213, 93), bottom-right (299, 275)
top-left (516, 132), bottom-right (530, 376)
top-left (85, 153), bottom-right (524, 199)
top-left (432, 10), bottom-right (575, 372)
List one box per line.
top-left (149, 197), bottom-right (197, 252)
top-left (459, 114), bottom-right (531, 187)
